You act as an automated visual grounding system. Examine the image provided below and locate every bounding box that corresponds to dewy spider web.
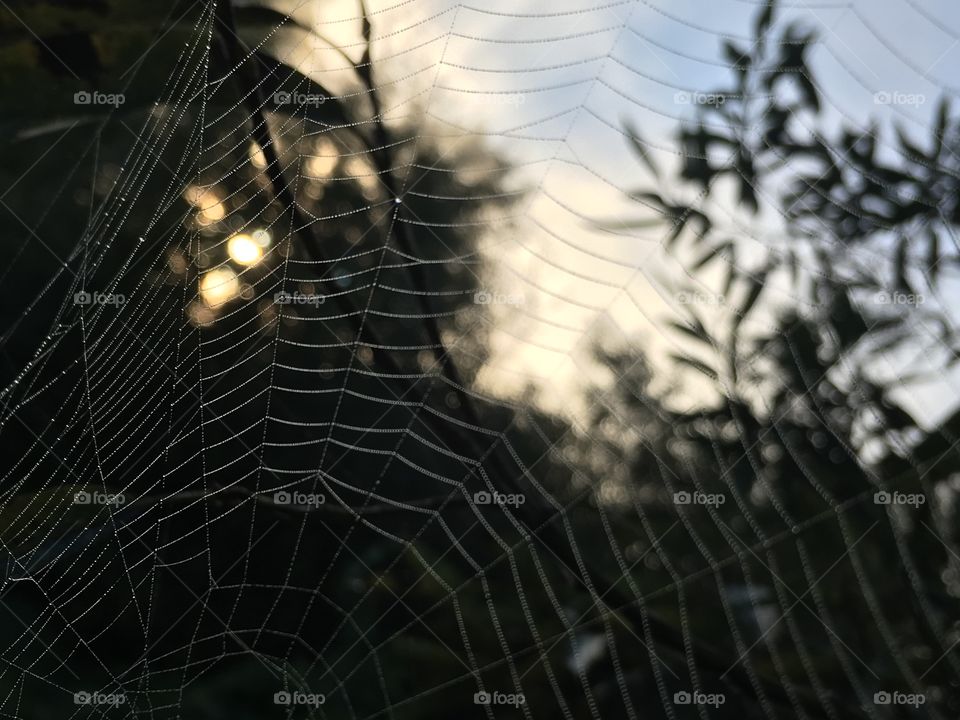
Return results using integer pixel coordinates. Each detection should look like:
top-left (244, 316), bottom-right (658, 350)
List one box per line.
top-left (0, 0), bottom-right (958, 718)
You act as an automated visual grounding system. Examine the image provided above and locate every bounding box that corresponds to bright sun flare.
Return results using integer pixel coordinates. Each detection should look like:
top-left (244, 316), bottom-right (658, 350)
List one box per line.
top-left (226, 234), bottom-right (263, 265)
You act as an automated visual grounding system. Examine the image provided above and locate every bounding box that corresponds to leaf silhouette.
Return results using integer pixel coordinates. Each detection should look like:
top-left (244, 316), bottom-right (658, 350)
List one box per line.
top-left (927, 228), bottom-right (941, 283)
top-left (624, 121), bottom-right (660, 178)
top-left (895, 123), bottom-right (929, 163)
top-left (691, 241), bottom-right (734, 270)
top-left (734, 267), bottom-right (769, 329)
top-left (754, 1), bottom-right (776, 38)
top-left (668, 318), bottom-right (712, 346)
top-left (894, 235), bottom-right (912, 294)
top-left (933, 98), bottom-right (950, 158)
top-left (670, 354), bottom-right (719, 381)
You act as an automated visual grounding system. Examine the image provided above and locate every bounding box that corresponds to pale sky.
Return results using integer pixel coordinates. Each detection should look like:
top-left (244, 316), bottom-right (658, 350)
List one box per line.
top-left (290, 0), bottom-right (960, 425)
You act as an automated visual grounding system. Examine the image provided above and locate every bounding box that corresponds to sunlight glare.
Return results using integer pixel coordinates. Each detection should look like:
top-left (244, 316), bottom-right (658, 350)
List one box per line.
top-left (227, 234), bottom-right (263, 265)
top-left (199, 267), bottom-right (240, 307)
top-left (183, 184), bottom-right (225, 225)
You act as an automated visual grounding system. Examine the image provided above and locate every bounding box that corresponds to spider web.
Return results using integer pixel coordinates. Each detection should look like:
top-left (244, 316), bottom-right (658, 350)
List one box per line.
top-left (0, 0), bottom-right (958, 718)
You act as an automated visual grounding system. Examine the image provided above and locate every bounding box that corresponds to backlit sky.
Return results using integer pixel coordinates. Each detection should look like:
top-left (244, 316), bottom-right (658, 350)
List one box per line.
top-left (282, 0), bottom-right (960, 425)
